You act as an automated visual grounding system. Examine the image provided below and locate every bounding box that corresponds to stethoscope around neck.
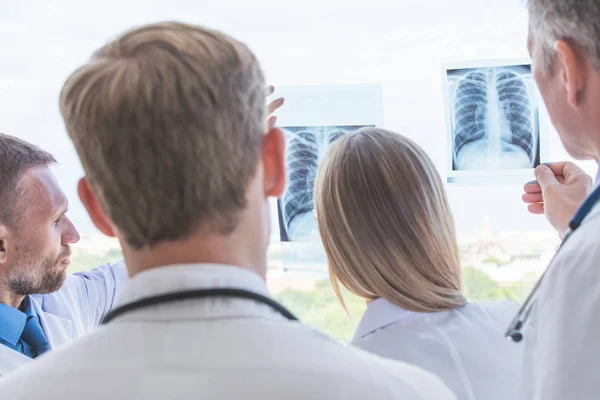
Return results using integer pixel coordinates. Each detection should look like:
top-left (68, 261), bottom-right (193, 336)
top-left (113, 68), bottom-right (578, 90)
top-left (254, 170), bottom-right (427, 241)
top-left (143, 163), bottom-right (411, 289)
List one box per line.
top-left (505, 183), bottom-right (600, 342)
top-left (101, 287), bottom-right (298, 325)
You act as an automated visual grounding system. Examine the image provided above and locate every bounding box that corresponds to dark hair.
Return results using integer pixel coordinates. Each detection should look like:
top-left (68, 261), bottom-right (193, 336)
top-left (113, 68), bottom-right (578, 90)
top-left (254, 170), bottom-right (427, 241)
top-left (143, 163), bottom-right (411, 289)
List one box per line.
top-left (0, 133), bottom-right (56, 228)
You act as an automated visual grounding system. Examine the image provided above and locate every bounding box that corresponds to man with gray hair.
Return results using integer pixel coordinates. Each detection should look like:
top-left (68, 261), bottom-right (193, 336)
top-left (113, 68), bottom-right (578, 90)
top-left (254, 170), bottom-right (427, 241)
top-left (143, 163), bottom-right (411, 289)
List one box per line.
top-left (516, 1), bottom-right (600, 399)
top-left (0, 22), bottom-right (455, 399)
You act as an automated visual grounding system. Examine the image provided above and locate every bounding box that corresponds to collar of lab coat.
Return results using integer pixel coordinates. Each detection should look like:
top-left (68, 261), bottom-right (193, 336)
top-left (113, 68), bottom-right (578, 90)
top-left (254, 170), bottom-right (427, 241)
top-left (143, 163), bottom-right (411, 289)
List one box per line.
top-left (352, 298), bottom-right (429, 342)
top-left (0, 343), bottom-right (32, 377)
top-left (586, 165), bottom-right (600, 219)
top-left (112, 264), bottom-right (280, 322)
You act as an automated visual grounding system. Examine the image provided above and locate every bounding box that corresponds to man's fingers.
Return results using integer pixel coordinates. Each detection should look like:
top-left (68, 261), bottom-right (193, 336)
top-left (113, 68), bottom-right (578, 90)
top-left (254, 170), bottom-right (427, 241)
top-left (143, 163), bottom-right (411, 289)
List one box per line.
top-left (560, 161), bottom-right (585, 179)
top-left (541, 161), bottom-right (583, 183)
top-left (527, 202), bottom-right (545, 214)
top-left (265, 84), bottom-right (283, 130)
top-left (542, 161), bottom-right (569, 177)
top-left (535, 165), bottom-right (561, 189)
top-left (267, 97), bottom-right (284, 115)
top-left (266, 115), bottom-right (277, 130)
top-left (523, 182), bottom-right (542, 194)
top-left (522, 193), bottom-right (544, 203)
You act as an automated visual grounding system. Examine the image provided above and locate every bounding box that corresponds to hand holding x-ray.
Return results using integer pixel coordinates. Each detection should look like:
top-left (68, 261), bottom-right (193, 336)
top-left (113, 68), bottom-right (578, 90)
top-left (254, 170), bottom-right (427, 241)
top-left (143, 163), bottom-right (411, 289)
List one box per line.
top-left (443, 59), bottom-right (552, 185)
top-left (266, 85), bottom-right (284, 130)
top-left (522, 161), bottom-right (592, 237)
top-left (271, 84), bottom-right (383, 242)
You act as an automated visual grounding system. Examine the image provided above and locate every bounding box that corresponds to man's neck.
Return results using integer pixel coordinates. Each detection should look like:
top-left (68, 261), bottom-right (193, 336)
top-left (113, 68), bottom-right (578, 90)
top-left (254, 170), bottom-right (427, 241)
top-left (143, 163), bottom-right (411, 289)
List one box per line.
top-left (120, 231), bottom-right (267, 280)
top-left (0, 290), bottom-right (25, 309)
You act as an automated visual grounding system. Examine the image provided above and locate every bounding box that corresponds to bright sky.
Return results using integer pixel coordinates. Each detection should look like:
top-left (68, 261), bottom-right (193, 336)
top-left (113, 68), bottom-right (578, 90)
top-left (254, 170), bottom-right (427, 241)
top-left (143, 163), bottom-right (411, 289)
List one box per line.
top-left (1, 0), bottom-right (596, 237)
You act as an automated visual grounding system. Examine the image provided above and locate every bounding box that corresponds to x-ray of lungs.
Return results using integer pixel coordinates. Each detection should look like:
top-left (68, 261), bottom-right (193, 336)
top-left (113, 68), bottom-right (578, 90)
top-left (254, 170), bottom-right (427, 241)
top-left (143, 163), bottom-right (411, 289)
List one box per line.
top-left (451, 66), bottom-right (539, 170)
top-left (278, 125), bottom-right (368, 242)
top-left (443, 61), bottom-right (547, 184)
top-left (268, 84), bottom-right (384, 244)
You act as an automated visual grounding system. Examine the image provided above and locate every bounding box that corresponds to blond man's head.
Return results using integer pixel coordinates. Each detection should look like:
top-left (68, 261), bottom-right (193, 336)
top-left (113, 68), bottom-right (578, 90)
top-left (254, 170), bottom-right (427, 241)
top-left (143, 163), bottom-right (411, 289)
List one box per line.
top-left (60, 22), bottom-right (269, 249)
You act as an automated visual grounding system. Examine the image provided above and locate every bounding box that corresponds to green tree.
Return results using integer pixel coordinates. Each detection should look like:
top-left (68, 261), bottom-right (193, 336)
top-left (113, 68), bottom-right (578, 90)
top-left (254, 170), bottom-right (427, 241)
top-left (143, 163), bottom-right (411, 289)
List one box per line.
top-left (462, 266), bottom-right (503, 302)
top-left (463, 266), bottom-right (534, 303)
top-left (498, 274), bottom-right (536, 304)
top-left (276, 280), bottom-right (366, 342)
top-left (68, 249), bottom-right (123, 274)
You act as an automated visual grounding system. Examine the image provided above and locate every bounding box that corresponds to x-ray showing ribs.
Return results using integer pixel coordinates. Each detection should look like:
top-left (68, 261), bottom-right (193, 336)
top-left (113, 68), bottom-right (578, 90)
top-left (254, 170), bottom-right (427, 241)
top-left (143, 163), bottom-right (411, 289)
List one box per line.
top-left (279, 125), bottom-right (367, 242)
top-left (452, 67), bottom-right (538, 170)
top-left (283, 130), bottom-right (319, 232)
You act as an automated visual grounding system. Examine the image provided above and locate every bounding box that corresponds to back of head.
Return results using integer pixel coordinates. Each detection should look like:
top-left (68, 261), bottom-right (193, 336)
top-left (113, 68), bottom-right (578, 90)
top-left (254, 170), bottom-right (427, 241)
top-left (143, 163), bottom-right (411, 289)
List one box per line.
top-left (528, 0), bottom-right (600, 72)
top-left (0, 133), bottom-right (56, 229)
top-left (527, 1), bottom-right (600, 159)
top-left (315, 128), bottom-right (465, 313)
top-left (60, 22), bottom-right (266, 249)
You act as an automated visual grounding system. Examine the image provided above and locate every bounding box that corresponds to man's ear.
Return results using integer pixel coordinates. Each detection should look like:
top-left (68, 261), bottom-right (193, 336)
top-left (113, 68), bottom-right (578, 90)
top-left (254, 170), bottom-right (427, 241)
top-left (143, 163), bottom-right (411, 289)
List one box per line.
top-left (262, 127), bottom-right (286, 198)
top-left (555, 39), bottom-right (585, 108)
top-left (77, 177), bottom-right (116, 237)
top-left (0, 224), bottom-right (9, 264)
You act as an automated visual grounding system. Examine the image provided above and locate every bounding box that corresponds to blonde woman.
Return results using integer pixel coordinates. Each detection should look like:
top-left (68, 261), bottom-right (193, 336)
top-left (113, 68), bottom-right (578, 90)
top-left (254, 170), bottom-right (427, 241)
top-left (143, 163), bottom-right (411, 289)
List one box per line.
top-left (314, 127), bottom-right (523, 400)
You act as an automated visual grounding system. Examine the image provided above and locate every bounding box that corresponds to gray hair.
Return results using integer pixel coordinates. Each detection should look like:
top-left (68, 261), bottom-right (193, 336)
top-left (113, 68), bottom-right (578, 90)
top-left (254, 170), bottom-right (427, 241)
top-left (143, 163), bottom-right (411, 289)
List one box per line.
top-left (528, 0), bottom-right (600, 71)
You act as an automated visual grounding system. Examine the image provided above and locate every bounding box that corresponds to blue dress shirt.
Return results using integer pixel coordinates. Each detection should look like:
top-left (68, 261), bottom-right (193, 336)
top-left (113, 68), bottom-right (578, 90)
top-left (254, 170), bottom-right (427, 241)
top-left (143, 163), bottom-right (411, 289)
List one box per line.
top-left (0, 296), bottom-right (50, 358)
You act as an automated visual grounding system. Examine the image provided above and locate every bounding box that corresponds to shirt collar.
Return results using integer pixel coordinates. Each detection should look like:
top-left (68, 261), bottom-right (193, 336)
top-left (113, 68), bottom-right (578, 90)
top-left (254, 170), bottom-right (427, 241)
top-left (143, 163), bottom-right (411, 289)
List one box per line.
top-left (352, 298), bottom-right (426, 342)
top-left (0, 296), bottom-right (36, 347)
top-left (21, 296), bottom-right (37, 319)
top-left (114, 264), bottom-right (275, 320)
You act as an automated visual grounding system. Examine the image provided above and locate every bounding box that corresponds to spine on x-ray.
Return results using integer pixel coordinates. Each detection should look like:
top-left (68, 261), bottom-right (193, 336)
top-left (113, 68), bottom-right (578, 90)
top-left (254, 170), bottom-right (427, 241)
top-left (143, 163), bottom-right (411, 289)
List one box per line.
top-left (282, 130), bottom-right (319, 230)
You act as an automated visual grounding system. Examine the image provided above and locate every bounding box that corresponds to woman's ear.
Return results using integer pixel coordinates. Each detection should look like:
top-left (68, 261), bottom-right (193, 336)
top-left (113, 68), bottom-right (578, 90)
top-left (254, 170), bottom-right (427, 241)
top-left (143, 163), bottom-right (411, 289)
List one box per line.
top-left (262, 127), bottom-right (286, 198)
top-left (77, 177), bottom-right (116, 237)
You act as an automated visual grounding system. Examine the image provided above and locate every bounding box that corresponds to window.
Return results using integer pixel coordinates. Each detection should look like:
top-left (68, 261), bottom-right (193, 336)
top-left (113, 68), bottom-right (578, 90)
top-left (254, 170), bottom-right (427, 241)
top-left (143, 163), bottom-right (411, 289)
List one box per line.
top-left (4, 1), bottom-right (596, 342)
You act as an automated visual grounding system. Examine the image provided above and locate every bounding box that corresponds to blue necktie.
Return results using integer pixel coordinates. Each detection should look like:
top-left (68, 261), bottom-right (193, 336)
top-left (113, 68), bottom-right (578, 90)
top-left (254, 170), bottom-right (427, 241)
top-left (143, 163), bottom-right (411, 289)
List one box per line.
top-left (20, 315), bottom-right (51, 358)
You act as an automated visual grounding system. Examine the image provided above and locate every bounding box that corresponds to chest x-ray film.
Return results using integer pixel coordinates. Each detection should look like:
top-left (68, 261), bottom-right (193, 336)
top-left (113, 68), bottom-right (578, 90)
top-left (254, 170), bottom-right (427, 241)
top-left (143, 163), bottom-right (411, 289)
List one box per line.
top-left (442, 59), bottom-right (549, 184)
top-left (270, 84), bottom-right (383, 243)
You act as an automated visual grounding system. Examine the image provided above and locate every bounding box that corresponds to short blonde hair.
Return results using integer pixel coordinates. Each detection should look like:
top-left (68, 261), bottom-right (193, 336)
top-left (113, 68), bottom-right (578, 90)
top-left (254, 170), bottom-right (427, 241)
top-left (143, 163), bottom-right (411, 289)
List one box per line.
top-left (314, 128), bottom-right (466, 313)
top-left (60, 22), bottom-right (266, 249)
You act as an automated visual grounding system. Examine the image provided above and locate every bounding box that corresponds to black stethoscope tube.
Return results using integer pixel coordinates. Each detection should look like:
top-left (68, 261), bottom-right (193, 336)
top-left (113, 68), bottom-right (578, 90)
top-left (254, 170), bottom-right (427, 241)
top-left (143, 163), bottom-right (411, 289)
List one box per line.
top-left (102, 287), bottom-right (298, 324)
top-left (506, 184), bottom-right (600, 342)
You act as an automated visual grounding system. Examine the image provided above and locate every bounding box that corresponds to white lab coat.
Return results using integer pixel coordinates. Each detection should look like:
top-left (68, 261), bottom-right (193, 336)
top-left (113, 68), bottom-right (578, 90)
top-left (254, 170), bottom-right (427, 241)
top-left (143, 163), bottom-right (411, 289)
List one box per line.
top-left (352, 298), bottom-right (524, 400)
top-left (0, 261), bottom-right (128, 377)
top-left (0, 264), bottom-right (457, 400)
top-left (520, 203), bottom-right (600, 400)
